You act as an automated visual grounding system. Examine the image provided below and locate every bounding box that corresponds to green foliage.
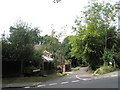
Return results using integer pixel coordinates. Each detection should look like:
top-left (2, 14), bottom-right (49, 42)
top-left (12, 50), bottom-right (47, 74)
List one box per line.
top-left (69, 1), bottom-right (117, 70)
top-left (42, 34), bottom-right (65, 66)
top-left (42, 35), bottom-right (61, 54)
top-left (62, 36), bottom-right (82, 67)
top-left (24, 66), bottom-right (37, 75)
top-left (94, 66), bottom-right (116, 75)
top-left (2, 20), bottom-right (43, 76)
top-left (62, 36), bottom-right (72, 60)
top-left (32, 49), bottom-right (43, 67)
top-left (8, 21), bottom-right (40, 61)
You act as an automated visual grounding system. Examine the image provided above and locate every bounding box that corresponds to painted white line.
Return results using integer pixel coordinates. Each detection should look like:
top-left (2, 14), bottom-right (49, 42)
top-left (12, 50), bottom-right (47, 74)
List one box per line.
top-left (24, 86), bottom-right (30, 88)
top-left (72, 80), bottom-right (79, 83)
top-left (76, 75), bottom-right (82, 80)
top-left (76, 75), bottom-right (92, 80)
top-left (49, 83), bottom-right (57, 86)
top-left (37, 84), bottom-right (46, 87)
top-left (82, 79), bottom-right (88, 81)
top-left (61, 82), bottom-right (69, 84)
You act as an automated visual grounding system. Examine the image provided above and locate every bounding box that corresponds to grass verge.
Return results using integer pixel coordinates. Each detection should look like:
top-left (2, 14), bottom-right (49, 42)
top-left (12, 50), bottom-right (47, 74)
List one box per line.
top-left (94, 66), bottom-right (116, 75)
top-left (71, 66), bottom-right (80, 71)
top-left (56, 73), bottom-right (70, 77)
top-left (2, 73), bottom-right (58, 84)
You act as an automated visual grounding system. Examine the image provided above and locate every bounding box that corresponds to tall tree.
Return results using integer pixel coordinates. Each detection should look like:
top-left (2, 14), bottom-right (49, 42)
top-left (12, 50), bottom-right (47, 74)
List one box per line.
top-left (8, 21), bottom-right (41, 76)
top-left (70, 1), bottom-right (116, 70)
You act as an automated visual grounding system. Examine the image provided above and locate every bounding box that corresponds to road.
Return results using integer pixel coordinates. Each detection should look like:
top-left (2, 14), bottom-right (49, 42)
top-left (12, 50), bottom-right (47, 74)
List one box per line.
top-left (24, 67), bottom-right (118, 88)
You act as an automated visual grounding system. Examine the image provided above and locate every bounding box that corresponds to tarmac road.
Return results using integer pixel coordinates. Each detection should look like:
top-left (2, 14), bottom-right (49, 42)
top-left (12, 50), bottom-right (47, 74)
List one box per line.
top-left (2, 67), bottom-right (118, 89)
top-left (26, 67), bottom-right (118, 88)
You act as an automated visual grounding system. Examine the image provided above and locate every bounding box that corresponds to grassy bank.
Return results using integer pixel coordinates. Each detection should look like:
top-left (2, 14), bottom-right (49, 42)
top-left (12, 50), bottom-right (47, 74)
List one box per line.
top-left (71, 66), bottom-right (80, 71)
top-left (87, 66), bottom-right (116, 75)
top-left (94, 66), bottom-right (116, 75)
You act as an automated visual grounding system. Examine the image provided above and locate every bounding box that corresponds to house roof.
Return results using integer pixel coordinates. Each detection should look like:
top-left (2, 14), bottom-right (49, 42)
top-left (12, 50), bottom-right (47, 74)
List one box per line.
top-left (42, 55), bottom-right (53, 62)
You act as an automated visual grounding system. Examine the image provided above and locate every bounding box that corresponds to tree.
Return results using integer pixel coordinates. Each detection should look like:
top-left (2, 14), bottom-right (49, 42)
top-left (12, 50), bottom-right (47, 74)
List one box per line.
top-left (70, 1), bottom-right (117, 70)
top-left (41, 28), bottom-right (67, 71)
top-left (62, 36), bottom-right (80, 67)
top-left (8, 21), bottom-right (41, 76)
top-left (42, 35), bottom-right (61, 67)
top-left (62, 36), bottom-right (72, 60)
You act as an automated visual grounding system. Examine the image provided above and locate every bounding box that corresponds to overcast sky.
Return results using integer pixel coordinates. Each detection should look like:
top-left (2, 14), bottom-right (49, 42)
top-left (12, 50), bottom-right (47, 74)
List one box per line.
top-left (0, 0), bottom-right (117, 41)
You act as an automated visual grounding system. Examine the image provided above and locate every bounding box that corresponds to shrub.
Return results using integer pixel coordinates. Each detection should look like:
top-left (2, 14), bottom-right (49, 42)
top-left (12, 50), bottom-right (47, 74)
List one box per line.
top-left (24, 66), bottom-right (37, 76)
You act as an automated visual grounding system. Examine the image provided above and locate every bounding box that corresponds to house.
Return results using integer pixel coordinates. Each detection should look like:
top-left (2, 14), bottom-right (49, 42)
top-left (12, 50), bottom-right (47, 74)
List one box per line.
top-left (42, 50), bottom-right (53, 62)
top-left (42, 50), bottom-right (54, 74)
top-left (34, 45), bottom-right (71, 73)
top-left (34, 45), bottom-right (54, 74)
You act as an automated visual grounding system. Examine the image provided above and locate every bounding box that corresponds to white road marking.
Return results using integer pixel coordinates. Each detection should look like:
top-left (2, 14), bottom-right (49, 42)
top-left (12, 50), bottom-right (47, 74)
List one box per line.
top-left (24, 86), bottom-right (30, 88)
top-left (72, 80), bottom-right (79, 82)
top-left (61, 82), bottom-right (69, 84)
top-left (94, 77), bottom-right (98, 79)
top-left (37, 84), bottom-right (46, 87)
top-left (76, 75), bottom-right (91, 80)
top-left (82, 79), bottom-right (88, 81)
top-left (49, 83), bottom-right (57, 86)
top-left (76, 75), bottom-right (82, 80)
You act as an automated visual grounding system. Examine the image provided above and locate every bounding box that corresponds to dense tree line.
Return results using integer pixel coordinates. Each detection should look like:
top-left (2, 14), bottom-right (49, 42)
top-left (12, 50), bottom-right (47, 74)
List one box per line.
top-left (2, 21), bottom-right (65, 77)
top-left (63, 1), bottom-right (120, 70)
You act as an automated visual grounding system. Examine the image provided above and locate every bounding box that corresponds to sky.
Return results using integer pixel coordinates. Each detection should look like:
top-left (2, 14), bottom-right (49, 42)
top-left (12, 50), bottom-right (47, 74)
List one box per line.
top-left (0, 0), bottom-right (118, 41)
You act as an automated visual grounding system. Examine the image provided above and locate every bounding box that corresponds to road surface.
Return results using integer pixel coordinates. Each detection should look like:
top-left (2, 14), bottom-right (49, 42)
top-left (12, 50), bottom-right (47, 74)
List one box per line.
top-left (24, 67), bottom-right (118, 88)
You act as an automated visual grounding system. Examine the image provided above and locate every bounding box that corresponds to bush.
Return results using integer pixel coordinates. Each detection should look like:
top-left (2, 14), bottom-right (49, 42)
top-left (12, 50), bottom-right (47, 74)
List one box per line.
top-left (87, 66), bottom-right (94, 73)
top-left (24, 66), bottom-right (37, 76)
top-left (94, 66), bottom-right (116, 75)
